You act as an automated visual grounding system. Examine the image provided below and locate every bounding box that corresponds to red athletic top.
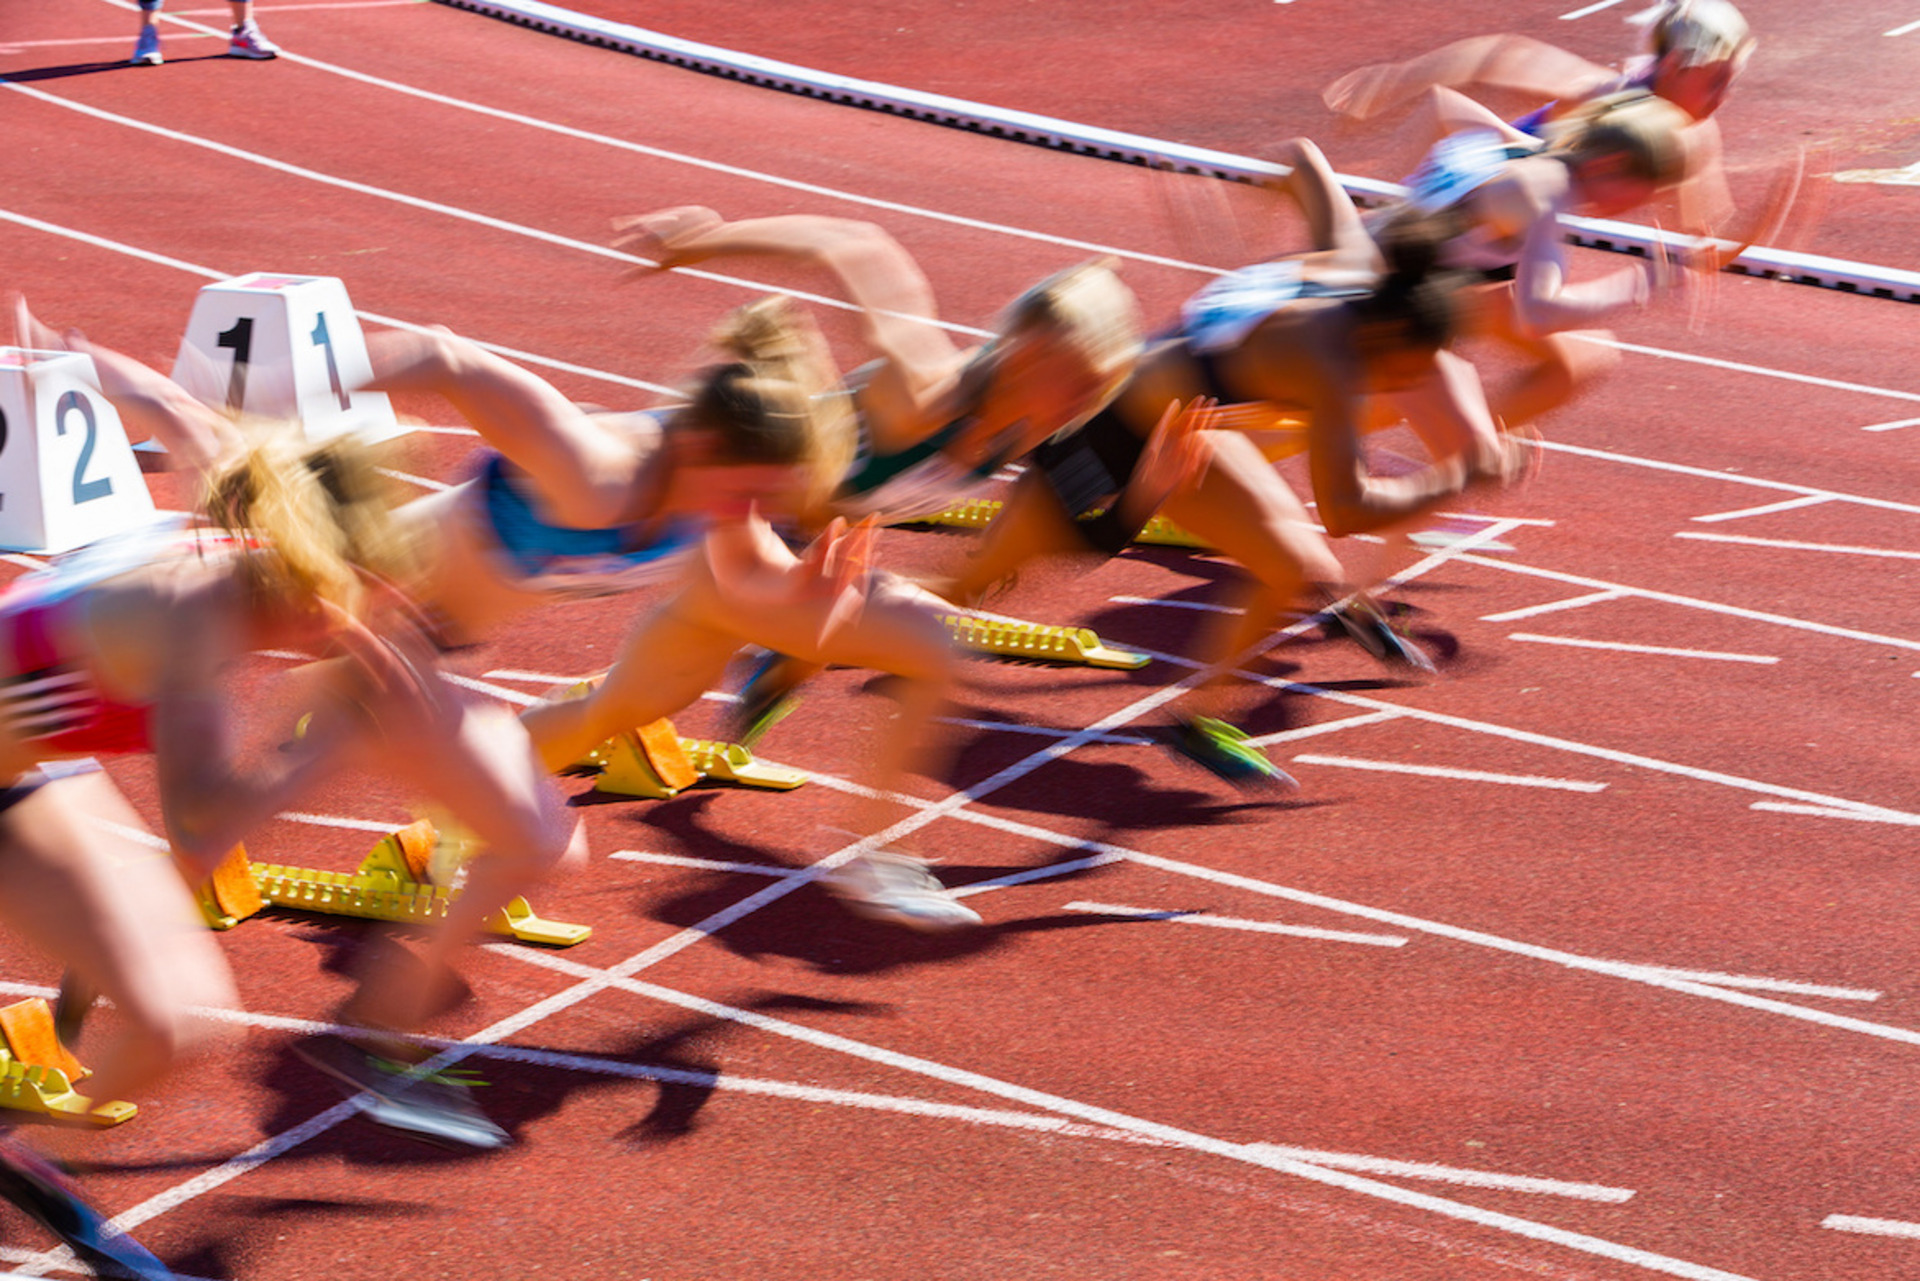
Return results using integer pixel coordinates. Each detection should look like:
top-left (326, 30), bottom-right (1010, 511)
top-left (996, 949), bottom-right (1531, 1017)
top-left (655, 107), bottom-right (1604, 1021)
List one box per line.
top-left (0, 591), bottom-right (152, 756)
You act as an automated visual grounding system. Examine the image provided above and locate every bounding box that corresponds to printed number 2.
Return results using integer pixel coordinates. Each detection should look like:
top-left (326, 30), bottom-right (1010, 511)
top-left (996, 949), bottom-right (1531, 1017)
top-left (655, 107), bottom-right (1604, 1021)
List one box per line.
top-left (311, 313), bottom-right (351, 410)
top-left (217, 317), bottom-right (254, 412)
top-left (55, 392), bottom-right (113, 504)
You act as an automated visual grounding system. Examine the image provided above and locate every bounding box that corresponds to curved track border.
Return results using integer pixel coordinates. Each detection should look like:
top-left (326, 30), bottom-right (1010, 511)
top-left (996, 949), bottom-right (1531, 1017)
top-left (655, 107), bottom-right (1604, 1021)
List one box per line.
top-left (433, 0), bottom-right (1920, 304)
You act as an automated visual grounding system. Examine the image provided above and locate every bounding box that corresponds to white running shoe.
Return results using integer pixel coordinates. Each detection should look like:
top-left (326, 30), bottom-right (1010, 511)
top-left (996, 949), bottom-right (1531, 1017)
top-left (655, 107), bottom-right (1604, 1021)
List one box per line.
top-left (228, 20), bottom-right (279, 59)
top-left (131, 25), bottom-right (162, 66)
top-left (829, 853), bottom-right (982, 933)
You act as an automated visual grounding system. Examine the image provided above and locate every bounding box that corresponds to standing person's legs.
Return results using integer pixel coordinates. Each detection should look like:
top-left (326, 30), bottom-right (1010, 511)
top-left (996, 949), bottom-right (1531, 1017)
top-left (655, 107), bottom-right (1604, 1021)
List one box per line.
top-left (131, 1), bottom-right (164, 64)
top-left (227, 2), bottom-right (280, 59)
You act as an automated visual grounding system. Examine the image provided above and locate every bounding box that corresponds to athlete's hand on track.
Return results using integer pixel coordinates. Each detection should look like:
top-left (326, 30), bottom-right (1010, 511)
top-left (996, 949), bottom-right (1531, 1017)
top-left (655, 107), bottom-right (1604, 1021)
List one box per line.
top-left (610, 205), bottom-right (724, 277)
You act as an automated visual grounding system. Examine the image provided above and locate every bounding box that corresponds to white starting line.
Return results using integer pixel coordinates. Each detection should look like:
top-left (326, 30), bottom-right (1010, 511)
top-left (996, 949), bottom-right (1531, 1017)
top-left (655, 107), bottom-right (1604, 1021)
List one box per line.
top-left (1507, 632), bottom-right (1780, 665)
top-left (1289, 753), bottom-right (1610, 792)
top-left (1062, 901), bottom-right (1409, 947)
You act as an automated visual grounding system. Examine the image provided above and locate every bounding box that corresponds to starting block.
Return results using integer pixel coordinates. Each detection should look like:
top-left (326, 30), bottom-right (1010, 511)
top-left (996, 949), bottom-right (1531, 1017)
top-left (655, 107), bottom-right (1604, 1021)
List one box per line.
top-left (183, 822), bottom-right (591, 947)
top-left (170, 273), bottom-right (398, 442)
top-left (943, 613), bottom-right (1150, 669)
top-left (583, 717), bottom-right (809, 798)
top-left (904, 498), bottom-right (1213, 551)
top-left (0, 348), bottom-right (156, 553)
top-left (0, 998), bottom-right (137, 1126)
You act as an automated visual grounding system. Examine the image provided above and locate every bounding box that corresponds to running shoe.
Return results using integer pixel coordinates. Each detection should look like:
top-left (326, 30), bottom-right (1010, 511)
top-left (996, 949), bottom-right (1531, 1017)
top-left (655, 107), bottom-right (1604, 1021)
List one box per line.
top-left (294, 1034), bottom-right (509, 1151)
top-left (1324, 596), bottom-right (1436, 674)
top-left (227, 20), bottom-right (279, 59)
top-left (827, 853), bottom-right (982, 932)
top-left (1167, 716), bottom-right (1297, 790)
top-left (728, 650), bottom-right (803, 748)
top-left (130, 25), bottom-right (162, 66)
top-left (0, 1133), bottom-right (177, 1280)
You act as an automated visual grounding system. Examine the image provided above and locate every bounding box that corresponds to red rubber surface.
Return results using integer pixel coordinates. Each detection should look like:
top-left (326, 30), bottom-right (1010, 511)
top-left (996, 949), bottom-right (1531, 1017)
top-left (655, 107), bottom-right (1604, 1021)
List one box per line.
top-left (3, 3), bottom-right (1919, 1279)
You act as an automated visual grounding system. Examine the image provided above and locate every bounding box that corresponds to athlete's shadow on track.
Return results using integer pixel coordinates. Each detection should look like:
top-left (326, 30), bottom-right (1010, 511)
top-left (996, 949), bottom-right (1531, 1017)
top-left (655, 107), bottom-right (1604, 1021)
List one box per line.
top-left (0, 57), bottom-right (233, 83)
top-left (631, 798), bottom-right (1220, 977)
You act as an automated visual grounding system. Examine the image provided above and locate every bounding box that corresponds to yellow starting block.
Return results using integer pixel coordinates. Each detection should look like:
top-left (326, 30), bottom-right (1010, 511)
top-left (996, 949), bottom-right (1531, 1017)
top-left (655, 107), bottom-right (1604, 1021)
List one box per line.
top-left (579, 716), bottom-right (808, 799)
top-left (942, 614), bottom-right (1150, 669)
top-left (0, 998), bottom-right (136, 1126)
top-left (902, 498), bottom-right (1214, 551)
top-left (185, 822), bottom-right (591, 948)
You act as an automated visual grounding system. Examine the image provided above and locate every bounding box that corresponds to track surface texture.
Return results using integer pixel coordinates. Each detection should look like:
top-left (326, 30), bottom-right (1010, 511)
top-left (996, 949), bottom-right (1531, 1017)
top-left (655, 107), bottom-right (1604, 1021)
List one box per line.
top-left (3, 3), bottom-right (1920, 1280)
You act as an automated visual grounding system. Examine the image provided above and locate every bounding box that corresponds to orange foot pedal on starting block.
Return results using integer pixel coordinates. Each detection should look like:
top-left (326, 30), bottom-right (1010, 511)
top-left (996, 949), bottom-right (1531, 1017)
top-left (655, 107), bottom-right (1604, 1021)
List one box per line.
top-left (582, 717), bottom-right (807, 799)
top-left (0, 998), bottom-right (137, 1126)
top-left (184, 823), bottom-right (591, 947)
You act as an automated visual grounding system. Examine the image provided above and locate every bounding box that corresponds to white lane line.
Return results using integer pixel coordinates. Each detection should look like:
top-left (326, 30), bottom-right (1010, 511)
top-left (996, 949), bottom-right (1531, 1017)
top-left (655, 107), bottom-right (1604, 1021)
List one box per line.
top-left (1607, 966), bottom-right (1881, 1003)
top-left (951, 853), bottom-right (1120, 897)
top-left (442, 672), bottom-right (541, 705)
top-left (1675, 531), bottom-right (1920, 561)
top-left (0, 979), bottom-right (1624, 1203)
top-left (1885, 19), bottom-right (1920, 37)
top-left (1824, 1213), bottom-right (1920, 1236)
top-left (1456, 552), bottom-right (1920, 655)
top-left (483, 668), bottom-right (589, 685)
top-left (1540, 438), bottom-right (1920, 517)
top-left (1063, 901), bottom-right (1409, 948)
top-left (611, 849), bottom-right (803, 878)
top-left (1560, 0), bottom-right (1629, 17)
top-left (1572, 335), bottom-right (1920, 406)
top-left (837, 780), bottom-right (1920, 1054)
top-left (1750, 802), bottom-right (1920, 827)
top-left (276, 811), bottom-right (412, 834)
top-left (376, 465), bottom-right (450, 491)
top-left (1479, 589), bottom-right (1628, 622)
top-left (504, 947), bottom-right (1754, 1281)
top-left (1244, 710), bottom-right (1407, 748)
top-left (10, 192), bottom-right (1917, 539)
top-left (1690, 495), bottom-right (1836, 523)
top-left (1244, 1145), bottom-right (1633, 1203)
top-left (7, 81), bottom-right (974, 338)
top-left (0, 207), bottom-right (672, 392)
top-left (9, 31), bottom-right (1195, 283)
top-left (610, 846), bottom-right (1127, 901)
top-left (1507, 632), bottom-right (1780, 665)
top-left (1863, 416), bottom-right (1920, 432)
top-left (1103, 601), bottom-right (1920, 825)
top-left (938, 715), bottom-right (1153, 746)
top-left (12, 53), bottom-right (1917, 408)
top-left (3, 553), bottom-right (48, 570)
top-left (1110, 594), bottom-right (1246, 616)
top-left (1290, 753), bottom-right (1610, 792)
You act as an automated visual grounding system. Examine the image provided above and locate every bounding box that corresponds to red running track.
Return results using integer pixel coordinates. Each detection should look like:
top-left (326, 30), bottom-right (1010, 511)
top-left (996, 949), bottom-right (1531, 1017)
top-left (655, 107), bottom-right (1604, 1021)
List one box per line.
top-left (2, 3), bottom-right (1920, 1279)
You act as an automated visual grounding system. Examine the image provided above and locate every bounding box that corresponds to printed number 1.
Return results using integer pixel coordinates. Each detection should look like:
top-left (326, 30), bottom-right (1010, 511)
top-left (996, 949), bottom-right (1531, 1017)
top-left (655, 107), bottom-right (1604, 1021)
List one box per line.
top-left (311, 314), bottom-right (351, 410)
top-left (217, 317), bottom-right (254, 412)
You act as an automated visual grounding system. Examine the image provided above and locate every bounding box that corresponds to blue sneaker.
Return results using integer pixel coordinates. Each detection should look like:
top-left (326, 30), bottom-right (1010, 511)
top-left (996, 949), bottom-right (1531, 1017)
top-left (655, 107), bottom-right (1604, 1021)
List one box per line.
top-left (1168, 716), bottom-right (1296, 790)
top-left (131, 25), bottom-right (162, 66)
top-left (0, 1133), bottom-right (177, 1280)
